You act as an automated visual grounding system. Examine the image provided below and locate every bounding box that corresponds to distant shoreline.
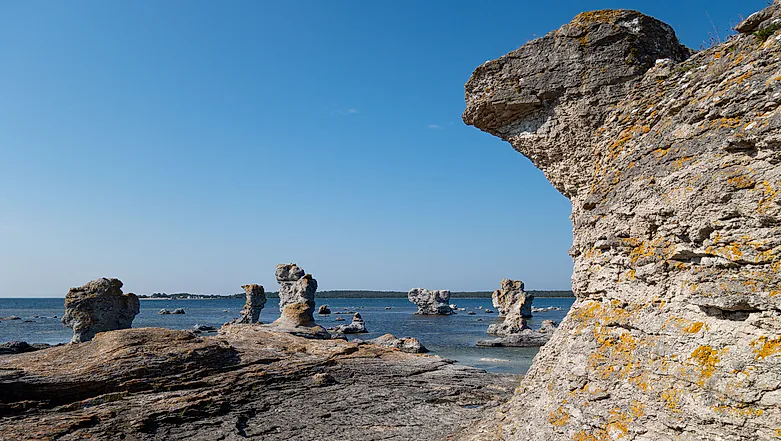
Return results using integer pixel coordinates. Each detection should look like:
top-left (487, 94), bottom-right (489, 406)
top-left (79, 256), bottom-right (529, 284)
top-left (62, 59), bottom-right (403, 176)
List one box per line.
top-left (136, 290), bottom-right (575, 300)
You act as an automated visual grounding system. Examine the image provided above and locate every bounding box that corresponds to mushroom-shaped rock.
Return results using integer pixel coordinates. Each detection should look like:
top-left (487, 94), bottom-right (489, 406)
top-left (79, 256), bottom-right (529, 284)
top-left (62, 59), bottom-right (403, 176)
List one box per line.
top-left (234, 284), bottom-right (266, 324)
top-left (269, 265), bottom-right (328, 339)
top-left (461, 4), bottom-right (781, 440)
top-left (492, 279), bottom-right (534, 318)
top-left (61, 278), bottom-right (140, 343)
top-left (407, 288), bottom-right (452, 315)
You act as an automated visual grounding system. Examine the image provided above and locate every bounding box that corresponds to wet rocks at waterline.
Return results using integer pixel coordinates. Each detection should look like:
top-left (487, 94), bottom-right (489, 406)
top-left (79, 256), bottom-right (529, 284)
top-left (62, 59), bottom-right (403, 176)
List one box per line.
top-left (408, 288), bottom-right (453, 315)
top-left (233, 284), bottom-right (266, 324)
top-left (354, 334), bottom-right (428, 353)
top-left (61, 278), bottom-right (140, 343)
top-left (477, 320), bottom-right (557, 348)
top-left (330, 312), bottom-right (368, 334)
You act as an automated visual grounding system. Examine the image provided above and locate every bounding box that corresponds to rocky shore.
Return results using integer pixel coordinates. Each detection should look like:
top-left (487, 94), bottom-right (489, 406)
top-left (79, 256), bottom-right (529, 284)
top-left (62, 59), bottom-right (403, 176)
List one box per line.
top-left (0, 325), bottom-right (515, 440)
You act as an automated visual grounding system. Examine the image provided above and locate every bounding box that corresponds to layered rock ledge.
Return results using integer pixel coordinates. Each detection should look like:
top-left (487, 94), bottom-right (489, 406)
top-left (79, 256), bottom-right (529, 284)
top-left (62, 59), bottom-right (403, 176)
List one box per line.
top-left (0, 326), bottom-right (515, 441)
top-left (460, 6), bottom-right (781, 441)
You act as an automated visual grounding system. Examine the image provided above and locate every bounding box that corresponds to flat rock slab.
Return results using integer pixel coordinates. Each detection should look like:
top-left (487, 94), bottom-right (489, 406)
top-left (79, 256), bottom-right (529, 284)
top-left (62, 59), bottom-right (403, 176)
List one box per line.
top-left (0, 325), bottom-right (516, 440)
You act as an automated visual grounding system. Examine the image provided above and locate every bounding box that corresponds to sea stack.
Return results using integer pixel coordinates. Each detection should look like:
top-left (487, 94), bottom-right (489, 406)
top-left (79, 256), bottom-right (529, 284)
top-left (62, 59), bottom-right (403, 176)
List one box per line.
top-left (234, 284), bottom-right (266, 324)
top-left (492, 279), bottom-right (533, 318)
top-left (407, 288), bottom-right (452, 315)
top-left (460, 5), bottom-right (780, 440)
top-left (61, 278), bottom-right (140, 343)
top-left (271, 263), bottom-right (328, 338)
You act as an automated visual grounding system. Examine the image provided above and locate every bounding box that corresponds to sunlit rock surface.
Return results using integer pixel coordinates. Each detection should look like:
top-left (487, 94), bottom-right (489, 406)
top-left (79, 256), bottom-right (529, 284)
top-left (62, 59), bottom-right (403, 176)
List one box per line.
top-left (460, 6), bottom-right (781, 441)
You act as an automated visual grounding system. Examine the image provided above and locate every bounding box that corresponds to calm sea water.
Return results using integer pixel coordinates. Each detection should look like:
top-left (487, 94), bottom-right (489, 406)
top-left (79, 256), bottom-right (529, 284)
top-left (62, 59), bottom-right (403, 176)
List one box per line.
top-left (0, 297), bottom-right (574, 374)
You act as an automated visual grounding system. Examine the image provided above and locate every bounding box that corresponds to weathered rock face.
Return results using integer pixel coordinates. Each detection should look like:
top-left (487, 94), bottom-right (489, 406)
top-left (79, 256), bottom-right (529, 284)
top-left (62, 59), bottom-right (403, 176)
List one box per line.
top-left (460, 6), bottom-right (781, 441)
top-left (408, 288), bottom-right (453, 315)
top-left (61, 278), bottom-right (140, 343)
top-left (0, 326), bottom-right (515, 440)
top-left (234, 284), bottom-right (266, 324)
top-left (275, 263), bottom-right (317, 314)
top-left (492, 279), bottom-right (534, 318)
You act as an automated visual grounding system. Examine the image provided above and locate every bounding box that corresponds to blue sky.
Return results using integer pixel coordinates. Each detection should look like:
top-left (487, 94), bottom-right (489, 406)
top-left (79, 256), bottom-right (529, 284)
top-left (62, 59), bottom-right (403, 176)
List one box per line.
top-left (0, 0), bottom-right (766, 297)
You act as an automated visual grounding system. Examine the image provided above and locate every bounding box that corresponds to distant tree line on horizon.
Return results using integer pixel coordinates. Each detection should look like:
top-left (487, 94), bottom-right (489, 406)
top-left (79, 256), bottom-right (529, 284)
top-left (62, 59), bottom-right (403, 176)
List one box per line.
top-left (137, 290), bottom-right (574, 299)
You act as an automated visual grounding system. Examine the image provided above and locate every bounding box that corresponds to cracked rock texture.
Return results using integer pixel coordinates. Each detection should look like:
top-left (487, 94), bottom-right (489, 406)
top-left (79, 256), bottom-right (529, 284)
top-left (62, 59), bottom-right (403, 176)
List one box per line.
top-left (0, 326), bottom-right (515, 440)
top-left (61, 278), bottom-right (140, 343)
top-left (408, 288), bottom-right (453, 315)
top-left (460, 6), bottom-right (781, 441)
top-left (234, 284), bottom-right (266, 324)
top-left (492, 279), bottom-right (534, 318)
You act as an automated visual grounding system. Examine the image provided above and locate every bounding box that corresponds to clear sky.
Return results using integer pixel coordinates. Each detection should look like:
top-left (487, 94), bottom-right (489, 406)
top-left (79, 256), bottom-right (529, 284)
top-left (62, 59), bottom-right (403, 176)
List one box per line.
top-left (0, 0), bottom-right (766, 297)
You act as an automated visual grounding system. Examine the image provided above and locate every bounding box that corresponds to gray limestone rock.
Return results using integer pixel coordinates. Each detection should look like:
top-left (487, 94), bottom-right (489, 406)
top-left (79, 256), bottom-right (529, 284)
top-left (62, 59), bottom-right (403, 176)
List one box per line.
top-left (61, 278), bottom-right (140, 343)
top-left (330, 312), bottom-right (367, 334)
top-left (408, 288), bottom-right (453, 315)
top-left (234, 284), bottom-right (266, 324)
top-left (269, 264), bottom-right (327, 338)
top-left (356, 334), bottom-right (429, 353)
top-left (478, 320), bottom-right (557, 347)
top-left (492, 279), bottom-right (534, 318)
top-left (459, 5), bottom-right (781, 441)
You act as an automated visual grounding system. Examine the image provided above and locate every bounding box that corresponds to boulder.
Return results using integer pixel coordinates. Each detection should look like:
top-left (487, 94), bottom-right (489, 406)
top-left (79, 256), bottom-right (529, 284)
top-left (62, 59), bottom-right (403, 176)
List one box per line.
top-left (234, 284), bottom-right (266, 324)
top-left (491, 279), bottom-right (534, 318)
top-left (318, 305), bottom-right (331, 315)
top-left (172, 308), bottom-right (185, 315)
top-left (330, 312), bottom-right (367, 334)
top-left (407, 288), bottom-right (452, 315)
top-left (460, 5), bottom-right (780, 440)
top-left (477, 321), bottom-right (557, 348)
top-left (355, 334), bottom-right (428, 353)
top-left (61, 278), bottom-right (140, 343)
top-left (158, 309), bottom-right (171, 315)
top-left (0, 341), bottom-right (51, 355)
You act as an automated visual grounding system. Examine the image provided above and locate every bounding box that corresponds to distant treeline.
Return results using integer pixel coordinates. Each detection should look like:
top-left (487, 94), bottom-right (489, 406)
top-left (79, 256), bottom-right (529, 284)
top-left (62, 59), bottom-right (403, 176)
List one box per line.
top-left (138, 290), bottom-right (573, 299)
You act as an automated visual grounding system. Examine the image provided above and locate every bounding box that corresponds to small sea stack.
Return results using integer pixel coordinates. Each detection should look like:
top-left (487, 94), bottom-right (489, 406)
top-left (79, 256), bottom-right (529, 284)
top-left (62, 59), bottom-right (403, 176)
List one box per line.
top-left (492, 279), bottom-right (533, 318)
top-left (270, 264), bottom-right (328, 339)
top-left (331, 312), bottom-right (367, 334)
top-left (478, 320), bottom-right (557, 347)
top-left (318, 304), bottom-right (331, 315)
top-left (61, 278), bottom-right (140, 343)
top-left (407, 288), bottom-right (452, 315)
top-left (234, 284), bottom-right (266, 324)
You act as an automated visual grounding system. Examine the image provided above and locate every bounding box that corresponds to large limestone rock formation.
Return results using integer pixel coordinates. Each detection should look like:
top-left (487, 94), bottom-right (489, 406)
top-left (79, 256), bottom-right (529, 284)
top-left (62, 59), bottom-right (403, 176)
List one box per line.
top-left (234, 284), bottom-right (266, 324)
top-left (492, 279), bottom-right (533, 318)
top-left (61, 278), bottom-right (140, 343)
top-left (271, 264), bottom-right (328, 338)
top-left (408, 288), bottom-right (453, 315)
top-left (460, 6), bottom-right (781, 441)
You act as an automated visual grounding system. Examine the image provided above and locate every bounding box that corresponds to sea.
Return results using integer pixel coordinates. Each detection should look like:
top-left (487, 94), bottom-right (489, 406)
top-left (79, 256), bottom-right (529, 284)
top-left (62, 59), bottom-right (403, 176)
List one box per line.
top-left (0, 296), bottom-right (574, 375)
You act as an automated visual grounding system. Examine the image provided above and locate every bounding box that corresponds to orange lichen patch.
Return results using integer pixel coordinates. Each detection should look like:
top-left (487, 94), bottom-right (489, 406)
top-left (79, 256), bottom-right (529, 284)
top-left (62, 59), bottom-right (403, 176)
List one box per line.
top-left (683, 322), bottom-right (705, 333)
top-left (673, 156), bottom-right (695, 169)
top-left (754, 181), bottom-right (778, 214)
top-left (653, 147), bottom-right (670, 158)
top-left (690, 346), bottom-right (723, 380)
top-left (751, 336), bottom-right (781, 360)
top-left (712, 405), bottom-right (764, 418)
top-left (660, 388), bottom-right (682, 412)
top-left (548, 406), bottom-right (570, 427)
top-left (573, 431), bottom-right (600, 441)
top-left (630, 400), bottom-right (645, 419)
top-left (573, 10), bottom-right (628, 25)
top-left (713, 117), bottom-right (743, 129)
top-left (728, 175), bottom-right (756, 189)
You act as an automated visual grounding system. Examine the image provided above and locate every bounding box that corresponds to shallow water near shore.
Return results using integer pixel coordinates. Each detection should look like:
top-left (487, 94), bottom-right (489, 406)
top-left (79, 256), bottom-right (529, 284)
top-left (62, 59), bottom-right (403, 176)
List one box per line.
top-left (0, 297), bottom-right (574, 374)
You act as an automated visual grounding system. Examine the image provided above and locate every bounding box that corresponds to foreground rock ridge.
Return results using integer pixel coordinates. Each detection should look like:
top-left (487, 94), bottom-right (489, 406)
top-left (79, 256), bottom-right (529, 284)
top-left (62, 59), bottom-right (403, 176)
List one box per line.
top-left (461, 6), bottom-right (781, 441)
top-left (0, 326), bottom-right (515, 440)
top-left (61, 278), bottom-right (140, 343)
